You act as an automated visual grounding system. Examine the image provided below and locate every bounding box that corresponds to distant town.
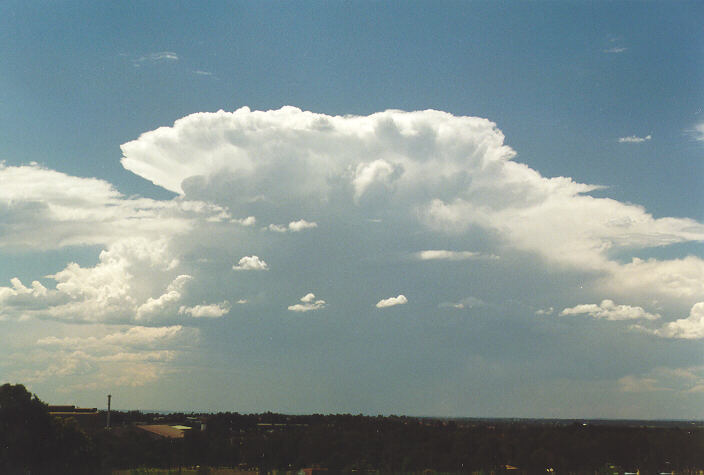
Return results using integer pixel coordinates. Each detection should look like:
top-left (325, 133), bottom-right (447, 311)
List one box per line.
top-left (3, 383), bottom-right (704, 474)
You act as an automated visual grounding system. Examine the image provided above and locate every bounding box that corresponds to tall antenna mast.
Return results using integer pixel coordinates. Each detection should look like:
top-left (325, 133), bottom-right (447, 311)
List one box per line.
top-left (107, 394), bottom-right (112, 429)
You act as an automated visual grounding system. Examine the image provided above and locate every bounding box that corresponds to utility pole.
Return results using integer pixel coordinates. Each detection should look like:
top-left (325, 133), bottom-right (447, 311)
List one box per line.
top-left (107, 394), bottom-right (112, 429)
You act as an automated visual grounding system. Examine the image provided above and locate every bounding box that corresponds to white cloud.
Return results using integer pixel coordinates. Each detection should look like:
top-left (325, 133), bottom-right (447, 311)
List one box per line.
top-left (618, 366), bottom-right (704, 393)
top-left (654, 302), bottom-right (704, 339)
top-left (353, 159), bottom-right (399, 201)
top-left (601, 256), bottom-right (704, 299)
top-left (691, 122), bottom-right (704, 142)
top-left (134, 51), bottom-right (179, 65)
top-left (12, 325), bottom-right (197, 388)
top-left (560, 299), bottom-right (660, 320)
top-left (416, 250), bottom-right (492, 261)
top-left (604, 47), bottom-right (627, 54)
top-left (178, 301), bottom-right (231, 318)
top-left (0, 163), bottom-right (229, 250)
top-left (376, 294), bottom-right (408, 308)
top-left (233, 255), bottom-right (269, 271)
top-left (268, 220), bottom-right (318, 233)
top-left (288, 219), bottom-right (318, 232)
top-left (0, 238), bottom-right (225, 324)
top-left (440, 296), bottom-right (484, 310)
top-left (618, 134), bottom-right (651, 143)
top-left (287, 293), bottom-right (326, 312)
top-left (117, 106), bottom-right (704, 305)
top-left (232, 216), bottom-right (256, 226)
top-left (135, 275), bottom-right (193, 321)
top-left (535, 307), bottom-right (554, 316)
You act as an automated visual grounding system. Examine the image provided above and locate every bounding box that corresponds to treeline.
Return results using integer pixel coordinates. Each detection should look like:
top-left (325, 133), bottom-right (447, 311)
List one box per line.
top-left (180, 412), bottom-right (704, 473)
top-left (2, 384), bottom-right (703, 474)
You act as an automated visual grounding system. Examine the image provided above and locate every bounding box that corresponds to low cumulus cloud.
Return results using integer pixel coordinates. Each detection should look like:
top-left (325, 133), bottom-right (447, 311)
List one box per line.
top-left (604, 47), bottom-right (627, 54)
top-left (233, 255), bottom-right (269, 271)
top-left (654, 302), bottom-right (704, 339)
top-left (288, 293), bottom-right (327, 312)
top-left (267, 220), bottom-right (318, 233)
top-left (440, 296), bottom-right (484, 310)
top-left (11, 325), bottom-right (197, 389)
top-left (0, 238), bottom-right (226, 324)
top-left (178, 301), bottom-right (231, 318)
top-left (417, 250), bottom-right (495, 261)
top-left (376, 295), bottom-right (408, 308)
top-left (560, 299), bottom-right (660, 321)
top-left (618, 134), bottom-right (651, 143)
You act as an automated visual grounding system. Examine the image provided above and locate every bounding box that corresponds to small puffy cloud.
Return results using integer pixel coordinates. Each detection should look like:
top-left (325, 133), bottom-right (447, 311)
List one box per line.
top-left (655, 302), bottom-right (704, 339)
top-left (232, 216), bottom-right (256, 226)
top-left (618, 134), bottom-right (651, 143)
top-left (416, 250), bottom-right (491, 261)
top-left (233, 255), bottom-right (269, 271)
top-left (288, 219), bottom-right (318, 232)
top-left (178, 301), bottom-right (231, 318)
top-left (268, 220), bottom-right (318, 233)
top-left (604, 47), bottom-right (627, 54)
top-left (287, 293), bottom-right (326, 312)
top-left (535, 307), bottom-right (554, 316)
top-left (560, 299), bottom-right (660, 320)
top-left (440, 296), bottom-right (485, 310)
top-left (376, 294), bottom-right (408, 308)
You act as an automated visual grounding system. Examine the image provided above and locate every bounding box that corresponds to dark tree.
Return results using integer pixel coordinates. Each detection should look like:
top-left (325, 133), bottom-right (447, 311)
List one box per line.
top-left (0, 383), bottom-right (97, 474)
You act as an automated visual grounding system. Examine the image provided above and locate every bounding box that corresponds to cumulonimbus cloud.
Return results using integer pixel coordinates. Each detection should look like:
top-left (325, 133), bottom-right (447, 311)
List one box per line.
top-left (118, 107), bottom-right (704, 308)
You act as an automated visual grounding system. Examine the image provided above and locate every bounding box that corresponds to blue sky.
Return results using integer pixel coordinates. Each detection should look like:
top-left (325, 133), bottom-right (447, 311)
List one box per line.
top-left (0, 1), bottom-right (703, 418)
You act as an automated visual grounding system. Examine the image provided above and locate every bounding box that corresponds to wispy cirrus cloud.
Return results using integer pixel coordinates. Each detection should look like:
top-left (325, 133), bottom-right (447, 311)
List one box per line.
top-left (132, 51), bottom-right (179, 66)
